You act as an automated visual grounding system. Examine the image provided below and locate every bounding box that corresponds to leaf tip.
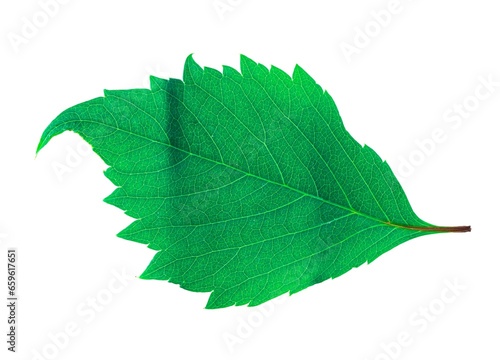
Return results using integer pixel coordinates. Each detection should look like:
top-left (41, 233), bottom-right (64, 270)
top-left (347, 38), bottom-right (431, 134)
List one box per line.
top-left (239, 54), bottom-right (258, 75)
top-left (292, 63), bottom-right (305, 78)
top-left (239, 53), bottom-right (251, 64)
top-left (149, 75), bottom-right (168, 91)
top-left (138, 269), bottom-right (152, 280)
top-left (36, 131), bottom-right (52, 156)
top-left (184, 53), bottom-right (203, 81)
top-left (35, 139), bottom-right (44, 156)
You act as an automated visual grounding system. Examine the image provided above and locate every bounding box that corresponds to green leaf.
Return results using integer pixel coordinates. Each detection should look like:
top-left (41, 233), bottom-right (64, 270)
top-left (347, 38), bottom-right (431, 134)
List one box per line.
top-left (37, 55), bottom-right (470, 309)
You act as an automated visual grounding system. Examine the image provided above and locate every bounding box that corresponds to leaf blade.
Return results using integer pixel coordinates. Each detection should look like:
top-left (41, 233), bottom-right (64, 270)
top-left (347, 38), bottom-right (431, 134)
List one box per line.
top-left (37, 55), bottom-right (469, 309)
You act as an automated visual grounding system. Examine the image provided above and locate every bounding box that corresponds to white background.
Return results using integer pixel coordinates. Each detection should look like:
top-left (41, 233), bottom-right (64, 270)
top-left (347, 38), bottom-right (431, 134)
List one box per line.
top-left (1, 0), bottom-right (499, 359)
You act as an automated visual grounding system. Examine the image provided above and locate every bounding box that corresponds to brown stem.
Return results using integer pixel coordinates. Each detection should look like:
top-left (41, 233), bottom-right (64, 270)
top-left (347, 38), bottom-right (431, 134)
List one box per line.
top-left (386, 224), bottom-right (471, 233)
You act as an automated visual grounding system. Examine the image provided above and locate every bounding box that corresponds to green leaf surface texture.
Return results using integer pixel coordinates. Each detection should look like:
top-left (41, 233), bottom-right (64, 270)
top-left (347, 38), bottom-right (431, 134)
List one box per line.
top-left (37, 55), bottom-right (469, 308)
